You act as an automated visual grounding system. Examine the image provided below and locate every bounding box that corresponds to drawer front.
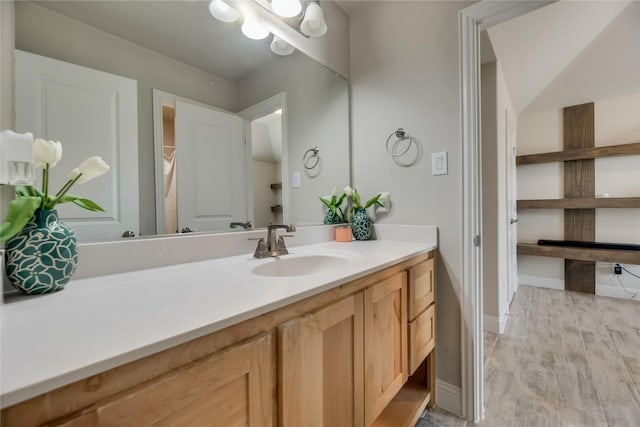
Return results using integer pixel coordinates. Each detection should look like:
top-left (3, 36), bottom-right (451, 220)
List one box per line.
top-left (408, 257), bottom-right (434, 321)
top-left (408, 304), bottom-right (435, 375)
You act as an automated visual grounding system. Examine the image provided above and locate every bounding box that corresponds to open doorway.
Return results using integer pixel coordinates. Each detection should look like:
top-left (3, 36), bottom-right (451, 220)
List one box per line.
top-left (239, 92), bottom-right (289, 228)
top-left (250, 110), bottom-right (284, 228)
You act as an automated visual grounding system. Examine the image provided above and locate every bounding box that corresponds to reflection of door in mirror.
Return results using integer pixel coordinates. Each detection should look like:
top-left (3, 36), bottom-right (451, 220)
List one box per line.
top-left (15, 50), bottom-right (140, 241)
top-left (153, 90), bottom-right (249, 234)
top-left (251, 111), bottom-right (283, 228)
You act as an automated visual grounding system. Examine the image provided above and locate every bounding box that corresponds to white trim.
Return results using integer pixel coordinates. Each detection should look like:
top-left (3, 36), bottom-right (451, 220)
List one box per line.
top-left (436, 379), bottom-right (463, 416)
top-left (238, 92), bottom-right (289, 226)
top-left (483, 314), bottom-right (506, 334)
top-left (458, 1), bottom-right (555, 422)
top-left (519, 277), bottom-right (564, 291)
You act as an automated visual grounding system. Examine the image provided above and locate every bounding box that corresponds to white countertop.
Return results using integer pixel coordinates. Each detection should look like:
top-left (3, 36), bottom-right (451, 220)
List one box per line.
top-left (1, 239), bottom-right (435, 408)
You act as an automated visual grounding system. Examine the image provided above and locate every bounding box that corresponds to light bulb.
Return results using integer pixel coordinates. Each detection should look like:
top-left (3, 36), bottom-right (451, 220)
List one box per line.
top-left (270, 35), bottom-right (295, 56)
top-left (242, 18), bottom-right (269, 40)
top-left (271, 0), bottom-right (302, 18)
top-left (208, 0), bottom-right (240, 23)
top-left (300, 2), bottom-right (327, 37)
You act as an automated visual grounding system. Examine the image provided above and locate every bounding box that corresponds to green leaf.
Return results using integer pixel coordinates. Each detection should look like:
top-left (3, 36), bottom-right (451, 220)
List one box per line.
top-left (0, 196), bottom-right (41, 242)
top-left (364, 193), bottom-right (382, 209)
top-left (15, 185), bottom-right (42, 198)
top-left (319, 197), bottom-right (332, 208)
top-left (55, 194), bottom-right (105, 212)
top-left (335, 193), bottom-right (346, 207)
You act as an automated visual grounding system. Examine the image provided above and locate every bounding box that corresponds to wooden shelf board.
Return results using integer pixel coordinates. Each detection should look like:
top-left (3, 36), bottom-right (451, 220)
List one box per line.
top-left (517, 243), bottom-right (640, 264)
top-left (517, 197), bottom-right (640, 209)
top-left (371, 379), bottom-right (432, 427)
top-left (516, 142), bottom-right (640, 165)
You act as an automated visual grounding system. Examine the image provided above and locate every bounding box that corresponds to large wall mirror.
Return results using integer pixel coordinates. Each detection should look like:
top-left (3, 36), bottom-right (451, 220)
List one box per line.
top-left (12, 0), bottom-right (350, 242)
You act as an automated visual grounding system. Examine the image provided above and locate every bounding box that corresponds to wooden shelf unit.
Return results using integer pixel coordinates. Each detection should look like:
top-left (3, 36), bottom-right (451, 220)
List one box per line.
top-left (515, 103), bottom-right (640, 293)
top-left (517, 243), bottom-right (640, 265)
top-left (517, 197), bottom-right (640, 209)
top-left (516, 141), bottom-right (640, 165)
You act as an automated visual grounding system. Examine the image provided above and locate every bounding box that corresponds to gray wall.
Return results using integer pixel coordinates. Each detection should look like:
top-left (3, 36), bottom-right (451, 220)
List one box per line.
top-left (14, 2), bottom-right (238, 236)
top-left (349, 0), bottom-right (473, 389)
top-left (237, 51), bottom-right (350, 227)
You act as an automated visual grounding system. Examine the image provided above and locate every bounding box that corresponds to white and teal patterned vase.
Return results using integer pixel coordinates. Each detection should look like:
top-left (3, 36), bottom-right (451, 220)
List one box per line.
top-left (351, 208), bottom-right (372, 240)
top-left (5, 209), bottom-right (78, 294)
top-left (323, 209), bottom-right (343, 225)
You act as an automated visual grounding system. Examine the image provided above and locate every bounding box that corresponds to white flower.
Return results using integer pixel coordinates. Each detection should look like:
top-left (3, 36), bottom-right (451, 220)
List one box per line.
top-left (344, 186), bottom-right (353, 196)
top-left (70, 156), bottom-right (110, 184)
top-left (33, 138), bottom-right (62, 168)
top-left (331, 186), bottom-right (339, 196)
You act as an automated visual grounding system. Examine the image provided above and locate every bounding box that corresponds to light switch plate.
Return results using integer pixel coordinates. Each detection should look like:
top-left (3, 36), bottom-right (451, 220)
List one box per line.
top-left (432, 151), bottom-right (448, 176)
top-left (292, 172), bottom-right (301, 188)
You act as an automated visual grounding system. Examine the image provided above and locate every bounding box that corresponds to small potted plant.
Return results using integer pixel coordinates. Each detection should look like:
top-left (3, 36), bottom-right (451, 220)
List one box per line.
top-left (344, 186), bottom-right (384, 240)
top-left (1, 138), bottom-right (109, 294)
top-left (319, 186), bottom-right (347, 224)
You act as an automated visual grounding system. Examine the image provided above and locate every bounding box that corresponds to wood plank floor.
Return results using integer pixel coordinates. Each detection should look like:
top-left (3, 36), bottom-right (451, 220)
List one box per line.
top-left (416, 285), bottom-right (640, 426)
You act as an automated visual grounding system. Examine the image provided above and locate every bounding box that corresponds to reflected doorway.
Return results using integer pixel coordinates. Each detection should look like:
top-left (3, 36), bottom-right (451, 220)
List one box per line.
top-left (250, 110), bottom-right (283, 228)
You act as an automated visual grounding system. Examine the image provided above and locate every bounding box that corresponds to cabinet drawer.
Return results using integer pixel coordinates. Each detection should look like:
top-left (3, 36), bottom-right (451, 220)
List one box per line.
top-left (408, 258), bottom-right (434, 321)
top-left (408, 304), bottom-right (435, 375)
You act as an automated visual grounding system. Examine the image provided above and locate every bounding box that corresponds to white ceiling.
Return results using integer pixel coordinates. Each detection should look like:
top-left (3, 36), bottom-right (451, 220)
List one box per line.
top-left (488, 0), bottom-right (637, 114)
top-left (34, 1), bottom-right (277, 82)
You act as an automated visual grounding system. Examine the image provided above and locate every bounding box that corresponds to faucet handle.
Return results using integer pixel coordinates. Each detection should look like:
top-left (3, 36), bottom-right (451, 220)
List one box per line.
top-left (252, 238), bottom-right (268, 258)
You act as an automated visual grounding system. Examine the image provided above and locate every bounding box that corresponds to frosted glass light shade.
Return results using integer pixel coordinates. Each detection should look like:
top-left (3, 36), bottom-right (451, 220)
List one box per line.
top-left (270, 35), bottom-right (295, 56)
top-left (271, 0), bottom-right (302, 18)
top-left (300, 2), bottom-right (327, 37)
top-left (242, 18), bottom-right (269, 40)
top-left (208, 0), bottom-right (240, 23)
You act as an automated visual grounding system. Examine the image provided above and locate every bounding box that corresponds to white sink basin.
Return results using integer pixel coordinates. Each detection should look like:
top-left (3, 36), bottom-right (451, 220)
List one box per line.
top-left (251, 254), bottom-right (350, 277)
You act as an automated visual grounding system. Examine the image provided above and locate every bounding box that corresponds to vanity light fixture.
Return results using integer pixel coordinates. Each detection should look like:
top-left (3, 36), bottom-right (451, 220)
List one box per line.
top-left (300, 2), bottom-right (327, 37)
top-left (270, 35), bottom-right (295, 55)
top-left (271, 0), bottom-right (302, 18)
top-left (208, 0), bottom-right (240, 23)
top-left (242, 17), bottom-right (270, 40)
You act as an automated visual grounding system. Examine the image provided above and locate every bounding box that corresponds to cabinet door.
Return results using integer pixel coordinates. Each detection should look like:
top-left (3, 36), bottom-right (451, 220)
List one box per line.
top-left (46, 334), bottom-right (273, 427)
top-left (278, 294), bottom-right (364, 427)
top-left (364, 272), bottom-right (408, 426)
top-left (408, 258), bottom-right (434, 321)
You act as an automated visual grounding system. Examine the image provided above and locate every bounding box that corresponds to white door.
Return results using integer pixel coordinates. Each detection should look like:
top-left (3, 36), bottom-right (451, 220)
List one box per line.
top-left (174, 100), bottom-right (247, 232)
top-left (15, 50), bottom-right (139, 241)
top-left (506, 112), bottom-right (518, 303)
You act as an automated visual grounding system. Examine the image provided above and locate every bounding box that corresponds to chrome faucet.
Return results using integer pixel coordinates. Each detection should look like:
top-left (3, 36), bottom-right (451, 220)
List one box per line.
top-left (252, 224), bottom-right (296, 258)
top-left (230, 221), bottom-right (252, 230)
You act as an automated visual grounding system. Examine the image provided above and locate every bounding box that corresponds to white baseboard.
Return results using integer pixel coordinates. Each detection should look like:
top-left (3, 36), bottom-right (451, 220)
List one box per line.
top-left (519, 275), bottom-right (564, 290)
top-left (435, 379), bottom-right (462, 417)
top-left (483, 314), bottom-right (506, 334)
top-left (596, 284), bottom-right (640, 300)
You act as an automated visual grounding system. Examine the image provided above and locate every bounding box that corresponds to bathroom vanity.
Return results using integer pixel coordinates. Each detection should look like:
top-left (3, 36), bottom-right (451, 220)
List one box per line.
top-left (1, 235), bottom-right (436, 427)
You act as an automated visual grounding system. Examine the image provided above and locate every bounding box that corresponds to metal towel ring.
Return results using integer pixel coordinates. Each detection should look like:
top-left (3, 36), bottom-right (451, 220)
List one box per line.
top-left (303, 147), bottom-right (320, 170)
top-left (386, 128), bottom-right (416, 157)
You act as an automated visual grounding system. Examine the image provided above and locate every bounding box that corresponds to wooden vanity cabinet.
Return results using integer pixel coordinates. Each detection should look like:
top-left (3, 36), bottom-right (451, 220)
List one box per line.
top-left (2, 251), bottom-right (436, 427)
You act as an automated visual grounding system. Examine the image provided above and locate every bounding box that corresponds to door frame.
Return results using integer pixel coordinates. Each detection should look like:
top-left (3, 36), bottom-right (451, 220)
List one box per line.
top-left (238, 92), bottom-right (289, 226)
top-left (458, 1), bottom-right (555, 422)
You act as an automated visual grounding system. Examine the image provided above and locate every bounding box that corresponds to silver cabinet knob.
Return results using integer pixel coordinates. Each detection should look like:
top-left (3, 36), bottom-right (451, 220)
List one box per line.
top-left (122, 230), bottom-right (135, 238)
top-left (181, 227), bottom-right (193, 233)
